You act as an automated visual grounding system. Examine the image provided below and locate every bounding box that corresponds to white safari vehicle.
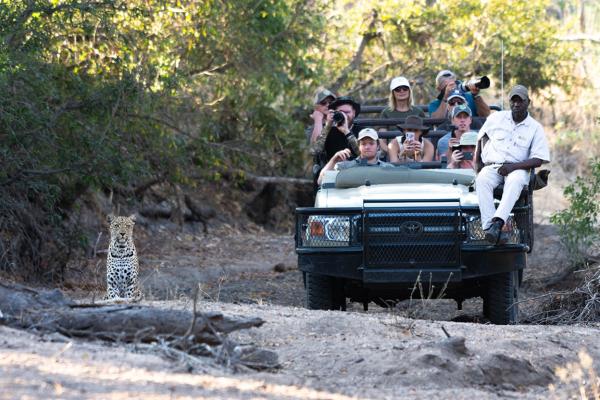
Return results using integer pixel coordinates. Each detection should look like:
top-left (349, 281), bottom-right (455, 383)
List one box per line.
top-left (295, 164), bottom-right (536, 324)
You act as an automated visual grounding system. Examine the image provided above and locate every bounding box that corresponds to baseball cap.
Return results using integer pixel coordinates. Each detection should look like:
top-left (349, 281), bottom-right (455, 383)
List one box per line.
top-left (451, 104), bottom-right (472, 118)
top-left (389, 76), bottom-right (411, 91)
top-left (447, 88), bottom-right (467, 102)
top-left (459, 131), bottom-right (478, 146)
top-left (358, 128), bottom-right (378, 141)
top-left (313, 88), bottom-right (336, 104)
top-left (509, 84), bottom-right (528, 100)
top-left (436, 70), bottom-right (455, 86)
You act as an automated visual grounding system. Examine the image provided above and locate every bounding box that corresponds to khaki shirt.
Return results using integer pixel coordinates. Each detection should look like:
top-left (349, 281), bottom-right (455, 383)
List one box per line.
top-left (477, 111), bottom-right (550, 164)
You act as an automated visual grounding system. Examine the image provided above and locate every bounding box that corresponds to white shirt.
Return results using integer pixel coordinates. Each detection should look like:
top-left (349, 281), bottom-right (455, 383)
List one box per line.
top-left (477, 111), bottom-right (550, 164)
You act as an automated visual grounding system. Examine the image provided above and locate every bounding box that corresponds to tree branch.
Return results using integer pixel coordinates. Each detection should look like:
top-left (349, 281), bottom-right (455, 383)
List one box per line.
top-left (4, 0), bottom-right (117, 49)
top-left (331, 9), bottom-right (380, 93)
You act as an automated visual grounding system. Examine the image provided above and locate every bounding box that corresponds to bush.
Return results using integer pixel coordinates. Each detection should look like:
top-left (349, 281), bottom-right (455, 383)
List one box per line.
top-left (550, 159), bottom-right (600, 267)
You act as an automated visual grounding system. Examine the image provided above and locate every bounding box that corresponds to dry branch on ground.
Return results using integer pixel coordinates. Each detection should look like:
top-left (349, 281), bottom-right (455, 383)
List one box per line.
top-left (0, 282), bottom-right (279, 371)
top-left (527, 265), bottom-right (600, 324)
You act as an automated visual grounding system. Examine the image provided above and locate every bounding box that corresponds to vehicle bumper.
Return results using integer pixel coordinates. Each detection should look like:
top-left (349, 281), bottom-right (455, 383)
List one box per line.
top-left (297, 244), bottom-right (527, 283)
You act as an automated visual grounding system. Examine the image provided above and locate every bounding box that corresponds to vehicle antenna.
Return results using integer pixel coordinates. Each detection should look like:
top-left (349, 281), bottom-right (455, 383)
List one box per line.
top-left (501, 40), bottom-right (505, 110)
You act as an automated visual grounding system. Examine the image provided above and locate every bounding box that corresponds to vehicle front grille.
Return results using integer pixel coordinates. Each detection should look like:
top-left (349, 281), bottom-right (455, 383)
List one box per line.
top-left (364, 208), bottom-right (461, 268)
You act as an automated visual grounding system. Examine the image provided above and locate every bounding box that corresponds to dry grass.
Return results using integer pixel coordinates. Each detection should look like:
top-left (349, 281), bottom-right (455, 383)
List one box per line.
top-left (550, 350), bottom-right (600, 400)
top-left (527, 264), bottom-right (600, 325)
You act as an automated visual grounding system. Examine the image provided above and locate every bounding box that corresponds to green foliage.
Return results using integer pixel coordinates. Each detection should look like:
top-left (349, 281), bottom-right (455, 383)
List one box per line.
top-left (0, 0), bottom-right (584, 280)
top-left (320, 0), bottom-right (575, 100)
top-left (551, 160), bottom-right (600, 266)
top-left (0, 0), bottom-right (325, 280)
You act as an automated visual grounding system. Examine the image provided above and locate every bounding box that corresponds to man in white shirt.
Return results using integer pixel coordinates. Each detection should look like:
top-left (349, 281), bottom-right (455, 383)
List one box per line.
top-left (475, 85), bottom-right (550, 245)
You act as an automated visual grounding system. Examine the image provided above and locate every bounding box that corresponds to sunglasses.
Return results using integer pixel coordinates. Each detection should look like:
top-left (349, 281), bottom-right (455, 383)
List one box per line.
top-left (448, 99), bottom-right (465, 106)
top-left (393, 86), bottom-right (410, 92)
top-left (319, 98), bottom-right (333, 106)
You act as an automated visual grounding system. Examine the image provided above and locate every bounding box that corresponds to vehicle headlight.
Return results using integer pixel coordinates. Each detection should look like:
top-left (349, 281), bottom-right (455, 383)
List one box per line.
top-left (302, 215), bottom-right (360, 247)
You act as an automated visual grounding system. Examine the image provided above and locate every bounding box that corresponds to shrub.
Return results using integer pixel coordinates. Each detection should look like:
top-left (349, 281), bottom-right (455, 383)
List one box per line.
top-left (551, 160), bottom-right (600, 267)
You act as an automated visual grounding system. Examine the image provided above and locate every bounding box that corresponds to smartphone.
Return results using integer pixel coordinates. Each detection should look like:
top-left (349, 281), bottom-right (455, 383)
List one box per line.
top-left (405, 131), bottom-right (415, 141)
top-left (462, 151), bottom-right (473, 161)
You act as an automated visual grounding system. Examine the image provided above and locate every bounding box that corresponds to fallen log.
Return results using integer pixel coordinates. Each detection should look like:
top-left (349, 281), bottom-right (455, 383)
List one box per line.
top-left (0, 282), bottom-right (278, 370)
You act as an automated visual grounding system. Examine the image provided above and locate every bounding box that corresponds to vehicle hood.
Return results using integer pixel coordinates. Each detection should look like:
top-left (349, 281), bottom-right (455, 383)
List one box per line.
top-left (316, 183), bottom-right (479, 208)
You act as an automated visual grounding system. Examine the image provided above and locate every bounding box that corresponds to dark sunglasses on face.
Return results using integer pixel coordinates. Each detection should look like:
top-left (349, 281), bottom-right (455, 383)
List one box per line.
top-left (393, 86), bottom-right (409, 92)
top-left (319, 99), bottom-right (333, 106)
top-left (448, 99), bottom-right (465, 106)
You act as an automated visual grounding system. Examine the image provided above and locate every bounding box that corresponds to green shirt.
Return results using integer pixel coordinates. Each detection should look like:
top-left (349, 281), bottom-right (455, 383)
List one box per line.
top-left (379, 106), bottom-right (425, 119)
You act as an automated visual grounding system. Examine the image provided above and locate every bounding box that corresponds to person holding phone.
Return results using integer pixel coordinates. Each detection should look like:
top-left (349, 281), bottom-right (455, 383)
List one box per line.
top-left (436, 104), bottom-right (474, 160)
top-left (388, 116), bottom-right (434, 163)
top-left (447, 131), bottom-right (477, 169)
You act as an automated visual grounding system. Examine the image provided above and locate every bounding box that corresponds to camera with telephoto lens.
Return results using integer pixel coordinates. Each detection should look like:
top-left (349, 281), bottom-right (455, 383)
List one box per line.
top-left (332, 111), bottom-right (345, 126)
top-left (457, 76), bottom-right (490, 93)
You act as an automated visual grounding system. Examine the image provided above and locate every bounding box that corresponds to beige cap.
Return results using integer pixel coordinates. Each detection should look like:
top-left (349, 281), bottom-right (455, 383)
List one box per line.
top-left (509, 84), bottom-right (528, 100)
top-left (436, 70), bottom-right (455, 86)
top-left (314, 88), bottom-right (336, 104)
top-left (358, 128), bottom-right (378, 141)
top-left (459, 131), bottom-right (478, 146)
top-left (390, 76), bottom-right (411, 91)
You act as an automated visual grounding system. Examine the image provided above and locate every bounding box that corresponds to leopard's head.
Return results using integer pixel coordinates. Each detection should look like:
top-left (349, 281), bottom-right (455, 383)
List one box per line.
top-left (107, 214), bottom-right (136, 249)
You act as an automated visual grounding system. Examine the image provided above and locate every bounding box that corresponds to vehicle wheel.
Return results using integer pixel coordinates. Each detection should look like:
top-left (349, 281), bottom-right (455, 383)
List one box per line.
top-left (482, 295), bottom-right (490, 319)
top-left (305, 273), bottom-right (346, 311)
top-left (518, 269), bottom-right (523, 287)
top-left (485, 270), bottom-right (519, 325)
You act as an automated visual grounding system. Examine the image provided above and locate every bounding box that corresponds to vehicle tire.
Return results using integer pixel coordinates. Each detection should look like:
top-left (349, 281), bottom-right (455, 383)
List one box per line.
top-left (306, 273), bottom-right (346, 311)
top-left (485, 270), bottom-right (519, 325)
top-left (482, 295), bottom-right (491, 319)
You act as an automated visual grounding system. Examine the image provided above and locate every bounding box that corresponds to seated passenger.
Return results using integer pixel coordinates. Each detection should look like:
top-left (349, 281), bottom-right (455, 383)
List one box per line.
top-left (306, 88), bottom-right (336, 144)
top-left (436, 104), bottom-right (473, 159)
top-left (429, 69), bottom-right (491, 118)
top-left (317, 128), bottom-right (390, 185)
top-left (311, 96), bottom-right (361, 164)
top-left (378, 76), bottom-right (425, 157)
top-left (387, 116), bottom-right (434, 163)
top-left (447, 131), bottom-right (477, 169)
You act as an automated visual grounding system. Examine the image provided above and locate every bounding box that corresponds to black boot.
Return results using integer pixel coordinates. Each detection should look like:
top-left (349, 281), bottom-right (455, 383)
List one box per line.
top-left (484, 219), bottom-right (504, 245)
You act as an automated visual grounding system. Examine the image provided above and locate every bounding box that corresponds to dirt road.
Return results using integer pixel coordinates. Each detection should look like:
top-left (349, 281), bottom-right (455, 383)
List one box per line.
top-left (2, 167), bottom-right (599, 399)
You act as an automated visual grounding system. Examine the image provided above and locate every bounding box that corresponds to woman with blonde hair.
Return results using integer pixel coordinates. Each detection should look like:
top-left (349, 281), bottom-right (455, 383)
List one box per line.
top-left (379, 76), bottom-right (425, 157)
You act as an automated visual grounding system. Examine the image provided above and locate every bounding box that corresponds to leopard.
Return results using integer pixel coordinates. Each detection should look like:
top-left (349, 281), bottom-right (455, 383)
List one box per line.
top-left (104, 214), bottom-right (142, 302)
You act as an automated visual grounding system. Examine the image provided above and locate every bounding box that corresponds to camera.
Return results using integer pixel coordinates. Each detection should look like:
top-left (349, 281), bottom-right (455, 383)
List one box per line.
top-left (462, 151), bottom-right (473, 161)
top-left (457, 76), bottom-right (490, 93)
top-left (332, 111), bottom-right (345, 126)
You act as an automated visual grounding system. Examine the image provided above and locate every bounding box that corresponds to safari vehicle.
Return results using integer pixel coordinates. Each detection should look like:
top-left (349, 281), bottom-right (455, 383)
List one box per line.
top-left (297, 117), bottom-right (538, 325)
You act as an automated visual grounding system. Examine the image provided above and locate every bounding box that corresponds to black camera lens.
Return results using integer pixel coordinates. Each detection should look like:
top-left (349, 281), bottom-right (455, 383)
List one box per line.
top-left (332, 111), bottom-right (345, 126)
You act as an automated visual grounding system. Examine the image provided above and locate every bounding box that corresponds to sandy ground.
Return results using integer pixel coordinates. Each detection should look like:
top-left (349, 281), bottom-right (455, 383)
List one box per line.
top-left (2, 161), bottom-right (600, 399)
top-left (1, 300), bottom-right (599, 399)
